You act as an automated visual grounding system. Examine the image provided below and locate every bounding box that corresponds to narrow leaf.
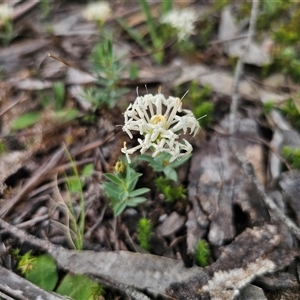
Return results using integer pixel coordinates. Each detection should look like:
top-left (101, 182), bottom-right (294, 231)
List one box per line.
top-left (82, 164), bottom-right (94, 177)
top-left (127, 197), bottom-right (147, 206)
top-left (113, 201), bottom-right (127, 216)
top-left (170, 154), bottom-right (192, 168)
top-left (11, 112), bottom-right (40, 131)
top-left (163, 166), bottom-right (177, 182)
top-left (129, 188), bottom-right (150, 198)
top-left (104, 173), bottom-right (123, 185)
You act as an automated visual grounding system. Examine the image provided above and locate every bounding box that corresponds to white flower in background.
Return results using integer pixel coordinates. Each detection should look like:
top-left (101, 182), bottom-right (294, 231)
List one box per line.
top-left (82, 1), bottom-right (111, 23)
top-left (160, 8), bottom-right (198, 41)
top-left (121, 92), bottom-right (200, 163)
top-left (0, 3), bottom-right (12, 21)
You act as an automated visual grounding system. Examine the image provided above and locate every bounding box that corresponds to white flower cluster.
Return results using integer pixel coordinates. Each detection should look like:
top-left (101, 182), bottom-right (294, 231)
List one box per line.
top-left (160, 8), bottom-right (198, 41)
top-left (82, 1), bottom-right (111, 23)
top-left (0, 3), bottom-right (12, 21)
top-left (121, 93), bottom-right (200, 163)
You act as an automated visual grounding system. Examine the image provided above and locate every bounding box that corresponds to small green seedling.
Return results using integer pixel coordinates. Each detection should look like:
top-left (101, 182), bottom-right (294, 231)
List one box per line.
top-left (10, 112), bottom-right (41, 131)
top-left (103, 159), bottom-right (150, 216)
top-left (83, 36), bottom-right (128, 110)
top-left (137, 217), bottom-right (152, 251)
top-left (195, 239), bottom-right (210, 267)
top-left (155, 176), bottom-right (186, 202)
top-left (51, 148), bottom-right (93, 250)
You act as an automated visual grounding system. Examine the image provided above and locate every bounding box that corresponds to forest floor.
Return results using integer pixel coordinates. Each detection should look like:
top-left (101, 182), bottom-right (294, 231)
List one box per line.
top-left (1, 1), bottom-right (300, 300)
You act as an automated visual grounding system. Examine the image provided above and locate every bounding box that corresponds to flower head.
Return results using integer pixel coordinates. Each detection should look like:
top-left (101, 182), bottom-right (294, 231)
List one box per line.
top-left (82, 2), bottom-right (111, 24)
top-left (0, 4), bottom-right (12, 21)
top-left (121, 92), bottom-right (200, 163)
top-left (160, 8), bottom-right (198, 41)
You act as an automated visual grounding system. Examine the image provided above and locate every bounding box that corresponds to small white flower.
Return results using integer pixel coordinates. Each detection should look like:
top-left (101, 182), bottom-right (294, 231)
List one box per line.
top-left (160, 8), bottom-right (198, 41)
top-left (0, 4), bottom-right (12, 21)
top-left (82, 2), bottom-right (111, 23)
top-left (121, 92), bottom-right (200, 163)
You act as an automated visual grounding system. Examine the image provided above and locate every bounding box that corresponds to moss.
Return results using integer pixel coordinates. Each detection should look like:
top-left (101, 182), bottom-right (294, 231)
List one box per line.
top-left (263, 101), bottom-right (275, 115)
top-left (273, 5), bottom-right (300, 46)
top-left (187, 82), bottom-right (214, 128)
top-left (194, 102), bottom-right (214, 127)
top-left (281, 99), bottom-right (300, 130)
top-left (137, 218), bottom-right (152, 251)
top-left (155, 176), bottom-right (186, 202)
top-left (195, 239), bottom-right (210, 267)
top-left (282, 146), bottom-right (300, 169)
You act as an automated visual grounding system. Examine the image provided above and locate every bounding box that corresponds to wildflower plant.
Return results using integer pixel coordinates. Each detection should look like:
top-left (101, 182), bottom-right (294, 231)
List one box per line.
top-left (121, 91), bottom-right (200, 164)
top-left (103, 91), bottom-right (199, 216)
top-left (117, 1), bottom-right (199, 64)
top-left (103, 159), bottom-right (150, 216)
top-left (82, 1), bottom-right (111, 26)
top-left (84, 37), bottom-right (128, 110)
top-left (160, 7), bottom-right (198, 41)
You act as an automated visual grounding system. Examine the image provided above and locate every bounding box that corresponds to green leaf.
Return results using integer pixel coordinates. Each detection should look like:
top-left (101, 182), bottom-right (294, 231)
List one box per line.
top-left (126, 172), bottom-right (142, 192)
top-left (11, 112), bottom-right (40, 130)
top-left (126, 197), bottom-right (147, 206)
top-left (139, 0), bottom-right (160, 49)
top-left (104, 173), bottom-right (123, 185)
top-left (56, 273), bottom-right (99, 300)
top-left (170, 154), bottom-right (192, 168)
top-left (103, 182), bottom-right (122, 200)
top-left (163, 166), bottom-right (177, 182)
top-left (67, 176), bottom-right (82, 193)
top-left (25, 254), bottom-right (58, 292)
top-left (120, 191), bottom-right (129, 201)
top-left (125, 163), bottom-right (132, 182)
top-left (55, 108), bottom-right (79, 122)
top-left (53, 81), bottom-right (65, 110)
top-left (113, 201), bottom-right (127, 216)
top-left (138, 154), bottom-right (161, 167)
top-left (129, 188), bottom-right (150, 198)
top-left (82, 164), bottom-right (94, 177)
top-left (125, 165), bottom-right (143, 191)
